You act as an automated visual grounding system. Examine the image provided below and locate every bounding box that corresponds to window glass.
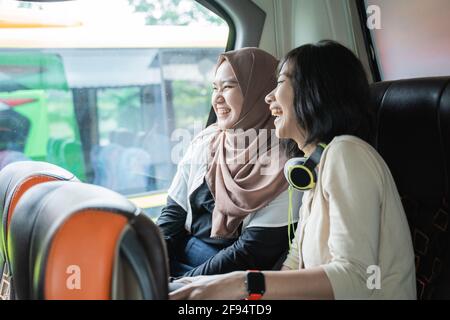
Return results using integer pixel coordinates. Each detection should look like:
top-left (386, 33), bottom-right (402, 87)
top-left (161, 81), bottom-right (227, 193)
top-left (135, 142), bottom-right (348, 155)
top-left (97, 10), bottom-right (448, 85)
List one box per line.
top-left (0, 0), bottom-right (228, 218)
top-left (365, 0), bottom-right (450, 80)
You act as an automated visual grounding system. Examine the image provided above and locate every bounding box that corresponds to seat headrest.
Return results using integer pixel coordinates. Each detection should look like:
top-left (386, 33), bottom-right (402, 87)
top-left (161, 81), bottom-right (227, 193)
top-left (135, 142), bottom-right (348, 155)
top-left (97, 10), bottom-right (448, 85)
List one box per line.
top-left (370, 77), bottom-right (450, 205)
top-left (370, 77), bottom-right (450, 299)
top-left (8, 181), bottom-right (169, 300)
top-left (0, 161), bottom-right (78, 269)
top-left (0, 161), bottom-right (78, 225)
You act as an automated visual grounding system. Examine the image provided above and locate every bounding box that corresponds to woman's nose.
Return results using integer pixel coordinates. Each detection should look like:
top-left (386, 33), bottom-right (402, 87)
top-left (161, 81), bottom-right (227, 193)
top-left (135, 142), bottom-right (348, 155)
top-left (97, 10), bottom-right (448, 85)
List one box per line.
top-left (213, 91), bottom-right (225, 104)
top-left (265, 90), bottom-right (275, 105)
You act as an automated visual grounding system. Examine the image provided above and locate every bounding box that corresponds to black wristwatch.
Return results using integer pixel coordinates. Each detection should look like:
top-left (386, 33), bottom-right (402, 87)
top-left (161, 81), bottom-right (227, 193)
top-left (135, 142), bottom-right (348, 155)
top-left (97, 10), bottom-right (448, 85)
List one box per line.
top-left (245, 270), bottom-right (265, 300)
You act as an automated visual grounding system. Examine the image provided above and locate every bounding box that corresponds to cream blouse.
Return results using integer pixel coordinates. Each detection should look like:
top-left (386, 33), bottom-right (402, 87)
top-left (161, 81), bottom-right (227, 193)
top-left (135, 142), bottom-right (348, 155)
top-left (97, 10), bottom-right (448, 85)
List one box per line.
top-left (283, 135), bottom-right (416, 299)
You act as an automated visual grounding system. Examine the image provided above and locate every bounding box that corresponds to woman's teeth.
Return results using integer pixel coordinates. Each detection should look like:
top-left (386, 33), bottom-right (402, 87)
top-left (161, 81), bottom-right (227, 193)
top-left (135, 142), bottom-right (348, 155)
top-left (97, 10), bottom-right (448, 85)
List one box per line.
top-left (272, 109), bottom-right (282, 125)
top-left (217, 108), bottom-right (231, 115)
top-left (271, 108), bottom-right (282, 117)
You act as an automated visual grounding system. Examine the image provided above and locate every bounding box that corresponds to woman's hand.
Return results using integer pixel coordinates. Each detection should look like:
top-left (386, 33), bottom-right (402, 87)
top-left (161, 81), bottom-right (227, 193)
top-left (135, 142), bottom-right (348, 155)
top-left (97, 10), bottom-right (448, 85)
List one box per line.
top-left (169, 271), bottom-right (247, 300)
top-left (172, 275), bottom-right (209, 285)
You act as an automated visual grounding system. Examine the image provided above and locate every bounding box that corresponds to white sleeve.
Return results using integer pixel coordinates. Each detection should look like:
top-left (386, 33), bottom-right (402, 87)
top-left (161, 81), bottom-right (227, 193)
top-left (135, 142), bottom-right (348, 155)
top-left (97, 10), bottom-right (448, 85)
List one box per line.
top-left (167, 142), bottom-right (192, 212)
top-left (167, 127), bottom-right (216, 232)
top-left (320, 141), bottom-right (383, 299)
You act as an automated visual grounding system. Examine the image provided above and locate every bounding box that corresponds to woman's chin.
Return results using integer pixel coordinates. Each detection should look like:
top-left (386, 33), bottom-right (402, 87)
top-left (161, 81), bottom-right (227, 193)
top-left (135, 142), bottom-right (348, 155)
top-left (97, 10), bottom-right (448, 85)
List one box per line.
top-left (274, 126), bottom-right (287, 139)
top-left (217, 116), bottom-right (238, 130)
top-left (218, 122), bottom-right (228, 130)
top-left (217, 121), bottom-right (232, 130)
top-left (274, 128), bottom-right (281, 139)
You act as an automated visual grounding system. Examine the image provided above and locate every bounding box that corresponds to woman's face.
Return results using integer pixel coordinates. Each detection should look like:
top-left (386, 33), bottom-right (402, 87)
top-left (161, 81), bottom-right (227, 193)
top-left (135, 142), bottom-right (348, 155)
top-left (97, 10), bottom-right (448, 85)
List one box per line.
top-left (212, 60), bottom-right (244, 130)
top-left (265, 61), bottom-right (305, 145)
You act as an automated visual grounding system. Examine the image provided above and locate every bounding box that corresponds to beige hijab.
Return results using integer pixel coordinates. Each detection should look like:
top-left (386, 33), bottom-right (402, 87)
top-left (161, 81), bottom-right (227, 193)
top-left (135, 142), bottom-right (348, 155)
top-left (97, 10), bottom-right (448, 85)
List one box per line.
top-left (205, 47), bottom-right (288, 239)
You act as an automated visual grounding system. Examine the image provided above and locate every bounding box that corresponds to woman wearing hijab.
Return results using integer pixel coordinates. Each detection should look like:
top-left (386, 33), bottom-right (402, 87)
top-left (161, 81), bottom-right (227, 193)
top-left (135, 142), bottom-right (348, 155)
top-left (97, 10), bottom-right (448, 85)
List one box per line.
top-left (157, 47), bottom-right (301, 277)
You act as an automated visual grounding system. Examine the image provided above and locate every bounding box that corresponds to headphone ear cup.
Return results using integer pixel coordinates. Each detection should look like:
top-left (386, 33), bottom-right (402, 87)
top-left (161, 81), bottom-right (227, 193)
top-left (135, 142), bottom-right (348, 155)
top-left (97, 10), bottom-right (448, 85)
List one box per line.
top-left (284, 158), bottom-right (304, 182)
top-left (284, 157), bottom-right (316, 190)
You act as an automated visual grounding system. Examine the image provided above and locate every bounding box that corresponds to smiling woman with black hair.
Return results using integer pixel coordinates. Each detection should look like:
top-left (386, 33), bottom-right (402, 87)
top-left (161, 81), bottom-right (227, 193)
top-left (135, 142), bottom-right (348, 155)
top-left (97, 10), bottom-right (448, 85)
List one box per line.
top-left (170, 40), bottom-right (416, 300)
top-left (275, 40), bottom-right (374, 157)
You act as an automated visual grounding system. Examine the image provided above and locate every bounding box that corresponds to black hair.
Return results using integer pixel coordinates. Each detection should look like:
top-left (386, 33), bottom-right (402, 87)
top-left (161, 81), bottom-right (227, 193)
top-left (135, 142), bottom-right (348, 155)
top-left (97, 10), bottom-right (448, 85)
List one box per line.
top-left (280, 40), bottom-right (375, 157)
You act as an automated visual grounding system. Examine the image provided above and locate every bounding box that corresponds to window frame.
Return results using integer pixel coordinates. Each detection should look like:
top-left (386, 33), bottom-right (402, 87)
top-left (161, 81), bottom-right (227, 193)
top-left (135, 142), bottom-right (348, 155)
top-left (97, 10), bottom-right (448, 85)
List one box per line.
top-left (2, 0), bottom-right (233, 201)
top-left (356, 0), bottom-right (382, 82)
top-left (17, 0), bottom-right (246, 129)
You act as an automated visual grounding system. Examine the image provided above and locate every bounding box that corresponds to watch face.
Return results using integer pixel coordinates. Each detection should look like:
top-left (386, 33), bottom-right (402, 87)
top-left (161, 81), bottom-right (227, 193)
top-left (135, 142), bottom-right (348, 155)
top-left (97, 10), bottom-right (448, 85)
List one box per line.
top-left (247, 271), bottom-right (265, 295)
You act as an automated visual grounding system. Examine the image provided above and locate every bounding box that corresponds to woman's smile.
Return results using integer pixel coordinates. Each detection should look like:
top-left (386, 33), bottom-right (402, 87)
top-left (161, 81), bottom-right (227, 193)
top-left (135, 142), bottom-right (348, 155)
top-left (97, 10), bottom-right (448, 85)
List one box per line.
top-left (271, 106), bottom-right (283, 126)
top-left (265, 61), bottom-right (306, 148)
top-left (212, 60), bottom-right (244, 129)
top-left (216, 106), bottom-right (232, 117)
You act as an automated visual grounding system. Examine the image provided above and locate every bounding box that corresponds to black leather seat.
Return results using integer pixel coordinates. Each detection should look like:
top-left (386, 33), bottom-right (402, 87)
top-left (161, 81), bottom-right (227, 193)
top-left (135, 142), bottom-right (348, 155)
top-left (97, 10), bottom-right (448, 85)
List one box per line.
top-left (0, 161), bottom-right (78, 300)
top-left (370, 76), bottom-right (450, 299)
top-left (8, 181), bottom-right (169, 300)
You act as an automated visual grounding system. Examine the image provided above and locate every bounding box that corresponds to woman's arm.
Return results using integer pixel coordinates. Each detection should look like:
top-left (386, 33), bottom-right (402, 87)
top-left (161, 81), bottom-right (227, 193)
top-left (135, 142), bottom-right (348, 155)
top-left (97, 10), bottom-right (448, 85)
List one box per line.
top-left (170, 268), bottom-right (334, 300)
top-left (182, 225), bottom-right (290, 277)
top-left (263, 269), bottom-right (334, 299)
top-left (318, 141), bottom-right (382, 299)
top-left (157, 196), bottom-right (187, 254)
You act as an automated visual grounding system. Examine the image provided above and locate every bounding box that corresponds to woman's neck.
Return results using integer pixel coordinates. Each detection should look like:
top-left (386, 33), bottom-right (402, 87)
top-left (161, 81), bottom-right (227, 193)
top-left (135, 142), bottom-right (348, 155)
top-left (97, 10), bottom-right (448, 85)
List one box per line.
top-left (296, 142), bottom-right (317, 158)
top-left (292, 129), bottom-right (316, 157)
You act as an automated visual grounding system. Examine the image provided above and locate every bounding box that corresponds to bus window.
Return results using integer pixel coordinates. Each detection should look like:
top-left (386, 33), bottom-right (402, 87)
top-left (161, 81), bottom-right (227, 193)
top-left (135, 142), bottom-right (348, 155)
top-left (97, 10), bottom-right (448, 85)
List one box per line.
top-left (0, 0), bottom-right (229, 218)
top-left (364, 0), bottom-right (450, 80)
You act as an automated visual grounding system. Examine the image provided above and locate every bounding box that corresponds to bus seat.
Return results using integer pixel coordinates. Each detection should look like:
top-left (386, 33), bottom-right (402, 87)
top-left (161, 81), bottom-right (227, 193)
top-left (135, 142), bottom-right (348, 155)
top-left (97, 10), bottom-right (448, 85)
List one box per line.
top-left (59, 140), bottom-right (86, 181)
top-left (117, 147), bottom-right (151, 194)
top-left (91, 144), bottom-right (159, 194)
top-left (0, 161), bottom-right (78, 300)
top-left (0, 150), bottom-right (29, 171)
top-left (46, 138), bottom-right (86, 181)
top-left (7, 181), bottom-right (169, 300)
top-left (90, 143), bottom-right (124, 191)
top-left (139, 131), bottom-right (174, 190)
top-left (370, 76), bottom-right (450, 299)
top-left (46, 138), bottom-right (65, 167)
top-left (109, 128), bottom-right (136, 148)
